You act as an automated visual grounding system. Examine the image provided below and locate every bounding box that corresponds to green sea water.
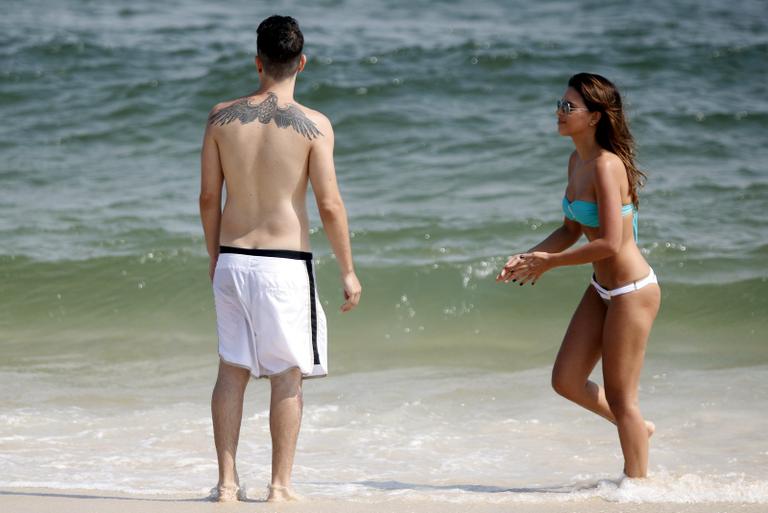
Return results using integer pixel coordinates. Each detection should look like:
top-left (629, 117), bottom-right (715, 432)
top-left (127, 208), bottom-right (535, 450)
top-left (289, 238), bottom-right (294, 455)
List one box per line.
top-left (2, 0), bottom-right (766, 373)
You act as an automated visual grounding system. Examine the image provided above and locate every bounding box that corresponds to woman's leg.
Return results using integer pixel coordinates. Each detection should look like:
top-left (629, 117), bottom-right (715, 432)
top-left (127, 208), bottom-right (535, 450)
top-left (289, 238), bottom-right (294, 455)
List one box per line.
top-left (602, 284), bottom-right (660, 477)
top-left (551, 285), bottom-right (616, 421)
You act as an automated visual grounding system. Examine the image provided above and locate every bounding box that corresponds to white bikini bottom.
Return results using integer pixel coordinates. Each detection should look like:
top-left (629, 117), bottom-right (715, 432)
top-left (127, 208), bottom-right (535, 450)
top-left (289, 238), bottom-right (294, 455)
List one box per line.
top-left (591, 268), bottom-right (658, 301)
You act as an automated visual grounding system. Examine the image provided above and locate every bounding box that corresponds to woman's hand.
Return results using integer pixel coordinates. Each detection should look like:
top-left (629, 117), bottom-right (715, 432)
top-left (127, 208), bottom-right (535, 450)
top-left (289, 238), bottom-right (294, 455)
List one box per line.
top-left (496, 254), bottom-right (525, 283)
top-left (512, 251), bottom-right (554, 285)
top-left (498, 251), bottom-right (554, 285)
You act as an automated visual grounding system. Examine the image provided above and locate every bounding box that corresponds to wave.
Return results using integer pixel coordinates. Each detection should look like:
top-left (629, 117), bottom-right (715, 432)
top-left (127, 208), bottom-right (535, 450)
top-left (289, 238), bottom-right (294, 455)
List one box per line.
top-left (2, 251), bottom-right (766, 374)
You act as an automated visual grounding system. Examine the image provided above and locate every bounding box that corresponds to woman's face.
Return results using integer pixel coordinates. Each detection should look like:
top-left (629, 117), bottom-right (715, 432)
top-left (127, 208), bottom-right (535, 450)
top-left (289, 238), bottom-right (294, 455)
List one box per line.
top-left (556, 87), bottom-right (594, 137)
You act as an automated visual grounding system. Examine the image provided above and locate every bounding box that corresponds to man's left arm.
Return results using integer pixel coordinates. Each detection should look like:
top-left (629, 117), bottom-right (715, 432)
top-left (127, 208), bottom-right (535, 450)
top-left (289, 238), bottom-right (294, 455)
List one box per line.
top-left (199, 121), bottom-right (224, 281)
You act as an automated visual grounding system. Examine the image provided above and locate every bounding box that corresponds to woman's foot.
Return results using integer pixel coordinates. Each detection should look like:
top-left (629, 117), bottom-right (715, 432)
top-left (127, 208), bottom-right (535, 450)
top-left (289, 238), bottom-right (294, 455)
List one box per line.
top-left (266, 484), bottom-right (302, 502)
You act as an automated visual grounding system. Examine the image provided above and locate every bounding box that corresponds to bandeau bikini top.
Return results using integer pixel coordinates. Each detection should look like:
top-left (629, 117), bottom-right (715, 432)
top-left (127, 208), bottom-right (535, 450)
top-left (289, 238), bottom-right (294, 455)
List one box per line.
top-left (562, 196), bottom-right (638, 242)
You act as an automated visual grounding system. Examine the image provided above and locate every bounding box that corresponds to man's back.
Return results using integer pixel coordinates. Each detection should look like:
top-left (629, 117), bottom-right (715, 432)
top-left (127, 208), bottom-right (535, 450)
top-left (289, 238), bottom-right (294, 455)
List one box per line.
top-left (207, 91), bottom-right (328, 252)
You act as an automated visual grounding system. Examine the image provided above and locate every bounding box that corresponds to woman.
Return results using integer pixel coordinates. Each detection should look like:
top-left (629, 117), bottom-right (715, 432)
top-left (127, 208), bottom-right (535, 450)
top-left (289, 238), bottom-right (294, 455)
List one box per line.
top-left (497, 73), bottom-right (660, 478)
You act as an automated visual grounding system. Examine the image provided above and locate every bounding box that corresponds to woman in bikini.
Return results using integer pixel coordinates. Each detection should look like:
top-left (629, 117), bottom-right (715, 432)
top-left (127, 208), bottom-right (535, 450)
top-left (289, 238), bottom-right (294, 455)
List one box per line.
top-left (497, 73), bottom-right (660, 478)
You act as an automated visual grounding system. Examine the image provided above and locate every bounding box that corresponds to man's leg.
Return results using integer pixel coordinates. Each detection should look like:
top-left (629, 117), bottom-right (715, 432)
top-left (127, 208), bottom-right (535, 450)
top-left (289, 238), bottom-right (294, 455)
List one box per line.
top-left (267, 367), bottom-right (303, 502)
top-left (211, 360), bottom-right (250, 499)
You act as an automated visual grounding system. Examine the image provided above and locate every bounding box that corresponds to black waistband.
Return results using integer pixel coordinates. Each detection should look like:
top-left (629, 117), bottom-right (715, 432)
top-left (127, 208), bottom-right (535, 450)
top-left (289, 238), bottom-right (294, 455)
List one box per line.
top-left (219, 246), bottom-right (312, 261)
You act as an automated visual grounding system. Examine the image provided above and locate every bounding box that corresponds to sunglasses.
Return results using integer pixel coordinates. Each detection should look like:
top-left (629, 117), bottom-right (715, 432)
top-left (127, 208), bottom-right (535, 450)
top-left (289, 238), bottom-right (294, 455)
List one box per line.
top-left (556, 99), bottom-right (590, 115)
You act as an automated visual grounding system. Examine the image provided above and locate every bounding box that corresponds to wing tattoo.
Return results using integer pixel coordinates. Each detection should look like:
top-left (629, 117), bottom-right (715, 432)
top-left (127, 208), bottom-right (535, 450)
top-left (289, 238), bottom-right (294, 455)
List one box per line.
top-left (273, 104), bottom-right (322, 140)
top-left (207, 95), bottom-right (274, 125)
top-left (208, 92), bottom-right (322, 140)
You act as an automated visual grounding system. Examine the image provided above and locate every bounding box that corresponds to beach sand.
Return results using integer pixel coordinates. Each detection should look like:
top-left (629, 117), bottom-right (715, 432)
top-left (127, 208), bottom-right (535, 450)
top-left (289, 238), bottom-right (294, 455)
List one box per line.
top-left (1, 488), bottom-right (763, 513)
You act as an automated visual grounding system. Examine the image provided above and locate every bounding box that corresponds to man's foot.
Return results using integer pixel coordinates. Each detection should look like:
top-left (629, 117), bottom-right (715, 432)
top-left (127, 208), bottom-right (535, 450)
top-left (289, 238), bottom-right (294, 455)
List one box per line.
top-left (266, 484), bottom-right (302, 502)
top-left (208, 483), bottom-right (247, 502)
top-left (646, 420), bottom-right (656, 438)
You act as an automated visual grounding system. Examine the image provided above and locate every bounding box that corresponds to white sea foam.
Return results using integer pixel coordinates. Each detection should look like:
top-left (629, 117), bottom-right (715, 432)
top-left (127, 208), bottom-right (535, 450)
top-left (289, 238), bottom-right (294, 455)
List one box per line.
top-left (1, 365), bottom-right (766, 503)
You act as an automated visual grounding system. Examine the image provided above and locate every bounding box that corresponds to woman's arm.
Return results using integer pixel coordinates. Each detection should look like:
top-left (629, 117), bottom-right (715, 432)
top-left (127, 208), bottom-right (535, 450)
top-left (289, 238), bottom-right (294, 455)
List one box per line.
top-left (497, 220), bottom-right (582, 282)
top-left (549, 157), bottom-right (624, 266)
top-left (511, 156), bottom-right (626, 284)
top-left (529, 219), bottom-right (583, 253)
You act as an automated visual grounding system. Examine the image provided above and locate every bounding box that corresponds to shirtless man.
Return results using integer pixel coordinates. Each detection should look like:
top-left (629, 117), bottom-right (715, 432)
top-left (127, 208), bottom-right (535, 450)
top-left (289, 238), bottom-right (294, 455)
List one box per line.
top-left (199, 15), bottom-right (361, 502)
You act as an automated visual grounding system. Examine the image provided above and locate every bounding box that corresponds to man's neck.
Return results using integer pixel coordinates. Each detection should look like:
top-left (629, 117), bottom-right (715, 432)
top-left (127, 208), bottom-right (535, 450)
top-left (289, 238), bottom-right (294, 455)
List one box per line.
top-left (254, 77), bottom-right (297, 102)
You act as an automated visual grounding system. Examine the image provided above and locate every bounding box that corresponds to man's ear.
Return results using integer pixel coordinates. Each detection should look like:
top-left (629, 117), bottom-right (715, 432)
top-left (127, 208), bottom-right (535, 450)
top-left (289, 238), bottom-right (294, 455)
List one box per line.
top-left (296, 54), bottom-right (307, 73)
top-left (255, 55), bottom-right (263, 74)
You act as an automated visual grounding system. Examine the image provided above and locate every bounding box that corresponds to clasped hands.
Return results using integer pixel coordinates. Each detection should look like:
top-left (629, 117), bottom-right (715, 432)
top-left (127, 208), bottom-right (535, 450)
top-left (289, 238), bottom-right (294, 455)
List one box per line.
top-left (495, 251), bottom-right (553, 286)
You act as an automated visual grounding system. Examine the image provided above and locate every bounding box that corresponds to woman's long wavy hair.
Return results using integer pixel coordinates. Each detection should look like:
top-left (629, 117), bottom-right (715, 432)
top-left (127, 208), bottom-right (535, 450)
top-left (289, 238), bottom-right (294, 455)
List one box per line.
top-left (568, 73), bottom-right (646, 208)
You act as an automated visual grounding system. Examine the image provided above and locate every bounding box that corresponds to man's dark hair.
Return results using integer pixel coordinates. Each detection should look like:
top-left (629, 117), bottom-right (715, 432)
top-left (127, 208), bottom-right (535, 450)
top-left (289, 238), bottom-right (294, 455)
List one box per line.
top-left (257, 15), bottom-right (304, 81)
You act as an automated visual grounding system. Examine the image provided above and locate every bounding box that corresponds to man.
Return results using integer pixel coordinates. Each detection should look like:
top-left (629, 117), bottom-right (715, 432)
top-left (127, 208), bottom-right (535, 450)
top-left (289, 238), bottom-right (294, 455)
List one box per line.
top-left (199, 15), bottom-right (361, 502)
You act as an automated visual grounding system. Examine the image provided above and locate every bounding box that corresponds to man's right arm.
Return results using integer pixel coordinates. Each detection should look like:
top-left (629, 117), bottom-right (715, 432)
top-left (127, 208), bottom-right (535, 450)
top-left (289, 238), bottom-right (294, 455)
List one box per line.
top-left (308, 117), bottom-right (361, 312)
top-left (199, 117), bottom-right (224, 282)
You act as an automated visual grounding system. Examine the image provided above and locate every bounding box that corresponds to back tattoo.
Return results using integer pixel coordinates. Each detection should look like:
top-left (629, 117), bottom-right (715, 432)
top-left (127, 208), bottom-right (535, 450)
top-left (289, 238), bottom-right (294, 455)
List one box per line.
top-left (209, 92), bottom-right (322, 140)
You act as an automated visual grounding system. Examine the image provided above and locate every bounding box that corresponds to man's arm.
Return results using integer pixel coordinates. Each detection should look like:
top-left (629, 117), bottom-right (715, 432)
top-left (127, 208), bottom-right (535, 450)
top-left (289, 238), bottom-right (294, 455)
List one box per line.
top-left (199, 120), bottom-right (224, 281)
top-left (308, 117), bottom-right (361, 312)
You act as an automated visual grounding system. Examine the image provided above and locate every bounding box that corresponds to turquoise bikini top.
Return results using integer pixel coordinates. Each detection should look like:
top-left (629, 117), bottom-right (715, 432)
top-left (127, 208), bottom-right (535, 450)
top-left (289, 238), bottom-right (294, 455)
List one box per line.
top-left (562, 196), bottom-right (638, 242)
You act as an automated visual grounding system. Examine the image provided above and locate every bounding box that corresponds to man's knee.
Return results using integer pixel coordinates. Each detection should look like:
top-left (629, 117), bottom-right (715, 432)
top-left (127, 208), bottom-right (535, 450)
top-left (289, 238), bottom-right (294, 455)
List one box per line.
top-left (215, 361), bottom-right (250, 391)
top-left (270, 367), bottom-right (303, 399)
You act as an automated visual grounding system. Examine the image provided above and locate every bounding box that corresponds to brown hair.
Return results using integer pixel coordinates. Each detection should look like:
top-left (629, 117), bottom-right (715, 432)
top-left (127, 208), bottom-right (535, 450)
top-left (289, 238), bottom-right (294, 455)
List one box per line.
top-left (568, 73), bottom-right (646, 207)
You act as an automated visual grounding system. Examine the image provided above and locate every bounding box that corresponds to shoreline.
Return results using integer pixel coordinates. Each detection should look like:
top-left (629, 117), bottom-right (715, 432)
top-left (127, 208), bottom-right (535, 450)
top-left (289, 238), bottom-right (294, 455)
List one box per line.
top-left (1, 488), bottom-right (765, 513)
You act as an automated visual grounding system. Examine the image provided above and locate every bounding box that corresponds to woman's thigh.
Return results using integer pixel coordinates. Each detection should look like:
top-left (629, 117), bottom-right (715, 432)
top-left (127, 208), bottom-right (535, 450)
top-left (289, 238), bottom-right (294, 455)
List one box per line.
top-left (601, 284), bottom-right (661, 401)
top-left (553, 285), bottom-right (608, 382)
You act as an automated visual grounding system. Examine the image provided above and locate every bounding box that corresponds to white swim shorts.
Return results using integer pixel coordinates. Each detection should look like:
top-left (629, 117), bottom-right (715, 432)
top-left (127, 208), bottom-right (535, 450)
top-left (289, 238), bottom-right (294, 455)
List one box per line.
top-left (212, 246), bottom-right (327, 379)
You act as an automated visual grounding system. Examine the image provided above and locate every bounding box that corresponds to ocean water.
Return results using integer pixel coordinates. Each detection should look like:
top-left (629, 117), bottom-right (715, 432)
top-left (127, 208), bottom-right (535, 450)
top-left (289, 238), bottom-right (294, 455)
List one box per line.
top-left (1, 0), bottom-right (767, 504)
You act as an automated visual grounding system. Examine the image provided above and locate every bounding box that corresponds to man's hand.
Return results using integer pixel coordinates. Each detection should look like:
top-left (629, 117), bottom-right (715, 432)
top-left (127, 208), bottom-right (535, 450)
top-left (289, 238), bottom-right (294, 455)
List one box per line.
top-left (340, 272), bottom-right (361, 312)
top-left (209, 256), bottom-right (218, 282)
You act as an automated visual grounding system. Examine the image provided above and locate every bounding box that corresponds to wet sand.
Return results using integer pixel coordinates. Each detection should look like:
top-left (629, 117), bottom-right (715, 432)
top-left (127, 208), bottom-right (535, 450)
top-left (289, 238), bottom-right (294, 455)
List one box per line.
top-left (1, 488), bottom-right (763, 513)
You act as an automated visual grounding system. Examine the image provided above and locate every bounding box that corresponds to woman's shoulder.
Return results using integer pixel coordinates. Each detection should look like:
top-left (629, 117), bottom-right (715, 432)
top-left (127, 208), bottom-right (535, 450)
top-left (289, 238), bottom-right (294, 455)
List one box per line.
top-left (594, 151), bottom-right (625, 175)
top-left (593, 151), bottom-right (631, 198)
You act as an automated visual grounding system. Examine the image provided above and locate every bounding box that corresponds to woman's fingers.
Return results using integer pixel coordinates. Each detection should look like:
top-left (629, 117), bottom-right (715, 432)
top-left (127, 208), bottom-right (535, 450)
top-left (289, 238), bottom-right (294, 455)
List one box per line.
top-left (517, 268), bottom-right (541, 286)
top-left (506, 268), bottom-right (526, 284)
top-left (498, 254), bottom-right (544, 285)
top-left (496, 266), bottom-right (511, 281)
top-left (498, 255), bottom-right (523, 282)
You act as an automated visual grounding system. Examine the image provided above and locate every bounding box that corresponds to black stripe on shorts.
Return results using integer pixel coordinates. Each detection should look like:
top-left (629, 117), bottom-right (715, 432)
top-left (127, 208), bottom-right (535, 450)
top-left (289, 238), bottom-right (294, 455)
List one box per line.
top-left (219, 245), bottom-right (319, 365)
top-left (219, 245), bottom-right (312, 261)
top-left (304, 258), bottom-right (320, 365)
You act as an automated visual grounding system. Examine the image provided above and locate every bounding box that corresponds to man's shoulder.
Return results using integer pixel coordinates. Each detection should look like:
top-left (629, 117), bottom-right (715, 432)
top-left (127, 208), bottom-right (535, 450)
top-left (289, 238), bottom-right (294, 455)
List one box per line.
top-left (206, 97), bottom-right (248, 125)
top-left (293, 103), bottom-right (333, 134)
